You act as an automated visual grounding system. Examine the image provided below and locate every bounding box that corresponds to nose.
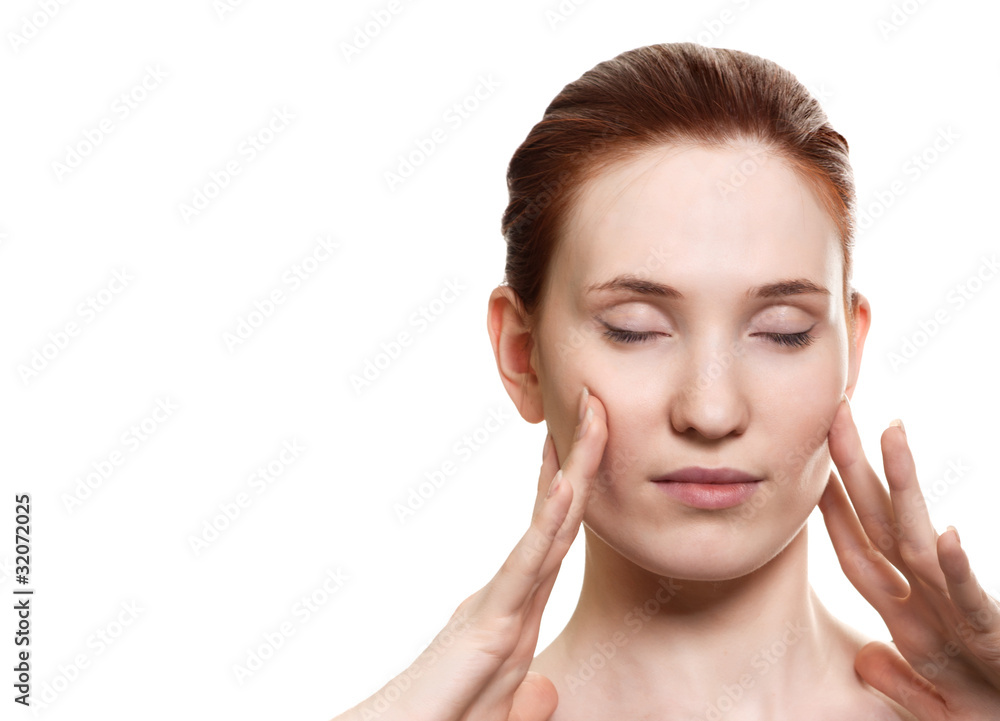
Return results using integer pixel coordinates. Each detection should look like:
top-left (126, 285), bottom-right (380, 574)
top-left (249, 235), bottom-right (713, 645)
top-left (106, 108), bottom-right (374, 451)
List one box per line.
top-left (669, 341), bottom-right (750, 440)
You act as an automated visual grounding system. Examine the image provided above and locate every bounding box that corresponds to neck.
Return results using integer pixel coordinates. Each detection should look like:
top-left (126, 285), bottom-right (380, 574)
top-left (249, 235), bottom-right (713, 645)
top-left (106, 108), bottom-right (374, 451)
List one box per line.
top-left (551, 524), bottom-right (846, 720)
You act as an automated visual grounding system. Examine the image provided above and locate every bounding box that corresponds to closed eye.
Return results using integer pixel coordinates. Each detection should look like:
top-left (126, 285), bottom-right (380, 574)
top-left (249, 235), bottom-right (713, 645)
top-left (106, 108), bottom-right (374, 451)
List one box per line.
top-left (600, 323), bottom-right (816, 348)
top-left (754, 330), bottom-right (815, 348)
top-left (600, 322), bottom-right (666, 344)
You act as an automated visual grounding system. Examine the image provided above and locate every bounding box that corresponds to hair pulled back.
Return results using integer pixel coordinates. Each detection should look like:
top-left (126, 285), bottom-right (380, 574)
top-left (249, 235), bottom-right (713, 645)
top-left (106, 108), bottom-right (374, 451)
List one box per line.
top-left (501, 42), bottom-right (857, 327)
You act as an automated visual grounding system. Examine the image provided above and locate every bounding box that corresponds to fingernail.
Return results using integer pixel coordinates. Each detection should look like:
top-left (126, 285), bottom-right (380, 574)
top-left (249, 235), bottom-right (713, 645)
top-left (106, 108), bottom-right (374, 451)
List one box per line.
top-left (575, 406), bottom-right (593, 441)
top-left (577, 385), bottom-right (590, 425)
top-left (542, 432), bottom-right (552, 461)
top-left (890, 418), bottom-right (906, 436)
top-left (546, 469), bottom-right (563, 498)
top-left (947, 525), bottom-right (960, 545)
top-left (841, 392), bottom-right (852, 411)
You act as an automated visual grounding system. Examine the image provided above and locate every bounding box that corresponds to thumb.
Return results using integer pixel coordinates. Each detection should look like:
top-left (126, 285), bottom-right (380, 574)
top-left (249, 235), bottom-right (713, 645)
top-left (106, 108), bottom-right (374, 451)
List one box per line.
top-left (855, 640), bottom-right (944, 720)
top-left (508, 671), bottom-right (558, 721)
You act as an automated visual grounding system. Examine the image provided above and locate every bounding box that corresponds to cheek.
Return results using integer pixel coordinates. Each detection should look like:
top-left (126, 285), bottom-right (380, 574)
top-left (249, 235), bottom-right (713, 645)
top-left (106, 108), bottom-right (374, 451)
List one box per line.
top-left (539, 341), bottom-right (657, 470)
top-left (537, 353), bottom-right (591, 464)
top-left (585, 378), bottom-right (650, 491)
top-left (761, 354), bottom-right (844, 490)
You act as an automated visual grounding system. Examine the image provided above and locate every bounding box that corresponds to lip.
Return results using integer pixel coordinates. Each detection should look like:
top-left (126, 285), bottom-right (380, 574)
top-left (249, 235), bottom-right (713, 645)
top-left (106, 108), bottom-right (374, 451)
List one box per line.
top-left (652, 467), bottom-right (760, 484)
top-left (652, 467), bottom-right (763, 510)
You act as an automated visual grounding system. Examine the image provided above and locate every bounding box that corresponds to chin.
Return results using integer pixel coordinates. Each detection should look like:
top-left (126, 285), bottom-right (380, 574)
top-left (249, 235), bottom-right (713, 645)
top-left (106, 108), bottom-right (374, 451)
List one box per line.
top-left (583, 495), bottom-right (817, 583)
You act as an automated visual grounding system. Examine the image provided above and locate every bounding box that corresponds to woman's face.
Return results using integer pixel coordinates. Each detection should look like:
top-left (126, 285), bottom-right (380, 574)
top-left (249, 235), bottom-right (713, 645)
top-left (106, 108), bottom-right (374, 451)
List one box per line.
top-left (531, 143), bottom-right (860, 581)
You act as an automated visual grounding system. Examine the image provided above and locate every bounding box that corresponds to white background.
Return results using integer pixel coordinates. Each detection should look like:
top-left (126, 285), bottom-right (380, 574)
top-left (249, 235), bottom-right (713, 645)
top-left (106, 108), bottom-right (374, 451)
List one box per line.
top-left (2, 0), bottom-right (998, 719)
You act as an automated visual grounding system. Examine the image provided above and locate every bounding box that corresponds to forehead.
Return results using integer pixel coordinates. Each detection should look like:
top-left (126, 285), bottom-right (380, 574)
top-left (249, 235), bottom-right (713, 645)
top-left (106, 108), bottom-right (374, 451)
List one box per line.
top-left (551, 144), bottom-right (842, 298)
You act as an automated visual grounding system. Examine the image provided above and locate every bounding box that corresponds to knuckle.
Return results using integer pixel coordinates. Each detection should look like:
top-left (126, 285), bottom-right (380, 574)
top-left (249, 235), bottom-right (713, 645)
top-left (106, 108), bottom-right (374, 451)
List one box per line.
top-left (896, 538), bottom-right (930, 568)
top-left (846, 549), bottom-right (873, 575)
top-left (968, 631), bottom-right (1000, 664)
top-left (454, 590), bottom-right (482, 620)
top-left (464, 614), bottom-right (522, 660)
top-left (517, 527), bottom-right (550, 566)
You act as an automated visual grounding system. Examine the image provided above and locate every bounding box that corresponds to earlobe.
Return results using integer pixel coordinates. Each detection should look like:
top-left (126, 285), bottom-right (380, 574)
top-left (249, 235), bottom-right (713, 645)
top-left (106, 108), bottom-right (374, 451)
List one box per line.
top-left (844, 291), bottom-right (872, 399)
top-left (487, 286), bottom-right (545, 423)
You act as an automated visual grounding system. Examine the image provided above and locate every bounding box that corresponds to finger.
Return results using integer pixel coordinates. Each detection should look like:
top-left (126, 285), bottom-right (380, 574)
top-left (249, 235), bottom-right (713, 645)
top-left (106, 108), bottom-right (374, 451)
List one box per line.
top-left (854, 641), bottom-right (946, 721)
top-left (500, 564), bottom-right (561, 670)
top-left (481, 463), bottom-right (574, 619)
top-left (828, 397), bottom-right (905, 569)
top-left (818, 472), bottom-right (910, 602)
top-left (881, 421), bottom-right (947, 593)
top-left (939, 528), bottom-right (1000, 636)
top-left (522, 392), bottom-right (607, 607)
top-left (467, 571), bottom-right (561, 719)
top-left (532, 432), bottom-right (559, 518)
top-left (508, 672), bottom-right (558, 721)
top-left (551, 391), bottom-right (608, 549)
top-left (523, 565), bottom-right (562, 652)
top-left (475, 391), bottom-right (606, 628)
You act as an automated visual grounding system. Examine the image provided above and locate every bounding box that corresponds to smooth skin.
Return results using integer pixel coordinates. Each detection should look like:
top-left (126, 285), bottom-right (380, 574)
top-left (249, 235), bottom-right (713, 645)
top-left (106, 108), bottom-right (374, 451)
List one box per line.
top-left (335, 393), bottom-right (609, 721)
top-left (498, 143), bottom-right (893, 719)
top-left (332, 144), bottom-right (1000, 720)
top-left (333, 394), bottom-right (1000, 720)
top-left (821, 400), bottom-right (1000, 719)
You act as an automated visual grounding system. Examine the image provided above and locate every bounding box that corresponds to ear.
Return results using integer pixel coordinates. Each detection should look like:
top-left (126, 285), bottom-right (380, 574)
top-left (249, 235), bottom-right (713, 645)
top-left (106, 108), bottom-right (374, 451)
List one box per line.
top-left (487, 286), bottom-right (545, 423)
top-left (845, 290), bottom-right (871, 399)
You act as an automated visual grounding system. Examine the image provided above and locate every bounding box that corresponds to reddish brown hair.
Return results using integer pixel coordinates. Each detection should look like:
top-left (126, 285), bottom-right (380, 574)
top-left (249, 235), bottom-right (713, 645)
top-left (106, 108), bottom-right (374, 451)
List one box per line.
top-left (500, 43), bottom-right (858, 333)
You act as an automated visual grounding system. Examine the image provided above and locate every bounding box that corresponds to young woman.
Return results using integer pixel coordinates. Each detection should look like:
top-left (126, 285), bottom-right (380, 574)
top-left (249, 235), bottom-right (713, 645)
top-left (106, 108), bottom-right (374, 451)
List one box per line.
top-left (334, 43), bottom-right (1000, 721)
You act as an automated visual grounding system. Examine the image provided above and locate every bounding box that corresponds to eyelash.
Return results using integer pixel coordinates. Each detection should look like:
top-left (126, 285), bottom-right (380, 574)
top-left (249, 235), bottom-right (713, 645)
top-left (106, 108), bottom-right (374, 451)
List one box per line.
top-left (601, 326), bottom-right (816, 348)
top-left (602, 328), bottom-right (661, 344)
top-left (755, 331), bottom-right (816, 348)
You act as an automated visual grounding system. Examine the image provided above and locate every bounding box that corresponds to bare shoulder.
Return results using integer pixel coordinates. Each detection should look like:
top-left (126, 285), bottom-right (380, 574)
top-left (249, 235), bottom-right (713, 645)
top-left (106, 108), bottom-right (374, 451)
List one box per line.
top-left (823, 614), bottom-right (918, 721)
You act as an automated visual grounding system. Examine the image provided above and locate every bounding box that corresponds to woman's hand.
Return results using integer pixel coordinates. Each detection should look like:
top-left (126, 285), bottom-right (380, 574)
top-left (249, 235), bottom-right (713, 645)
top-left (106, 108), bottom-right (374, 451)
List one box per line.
top-left (335, 388), bottom-right (607, 721)
top-left (819, 396), bottom-right (1000, 719)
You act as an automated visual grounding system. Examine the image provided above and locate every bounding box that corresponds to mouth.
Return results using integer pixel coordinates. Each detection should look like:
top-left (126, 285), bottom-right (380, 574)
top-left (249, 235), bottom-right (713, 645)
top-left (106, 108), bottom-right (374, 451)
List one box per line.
top-left (651, 467), bottom-right (763, 509)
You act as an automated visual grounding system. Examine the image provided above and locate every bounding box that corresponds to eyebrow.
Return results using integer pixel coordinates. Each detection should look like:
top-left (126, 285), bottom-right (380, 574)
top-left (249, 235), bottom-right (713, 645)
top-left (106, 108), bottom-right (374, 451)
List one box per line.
top-left (584, 274), bottom-right (831, 300)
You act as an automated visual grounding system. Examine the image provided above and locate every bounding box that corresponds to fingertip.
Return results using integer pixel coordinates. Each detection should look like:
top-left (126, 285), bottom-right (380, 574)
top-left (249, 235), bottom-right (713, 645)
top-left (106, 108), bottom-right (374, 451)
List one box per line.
top-left (576, 385), bottom-right (590, 426)
top-left (546, 470), bottom-right (563, 499)
top-left (879, 418), bottom-right (913, 465)
top-left (948, 524), bottom-right (960, 546)
top-left (855, 638), bottom-right (887, 665)
top-left (574, 406), bottom-right (593, 442)
top-left (511, 671), bottom-right (558, 721)
top-left (547, 470), bottom-right (574, 517)
top-left (817, 475), bottom-right (833, 511)
top-left (827, 395), bottom-right (855, 458)
top-left (937, 526), bottom-right (971, 582)
top-left (853, 640), bottom-right (892, 691)
top-left (836, 392), bottom-right (852, 425)
top-left (573, 392), bottom-right (608, 454)
top-left (841, 391), bottom-right (852, 413)
top-left (576, 385), bottom-right (606, 422)
top-left (817, 472), bottom-right (844, 513)
top-left (588, 390), bottom-right (609, 434)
